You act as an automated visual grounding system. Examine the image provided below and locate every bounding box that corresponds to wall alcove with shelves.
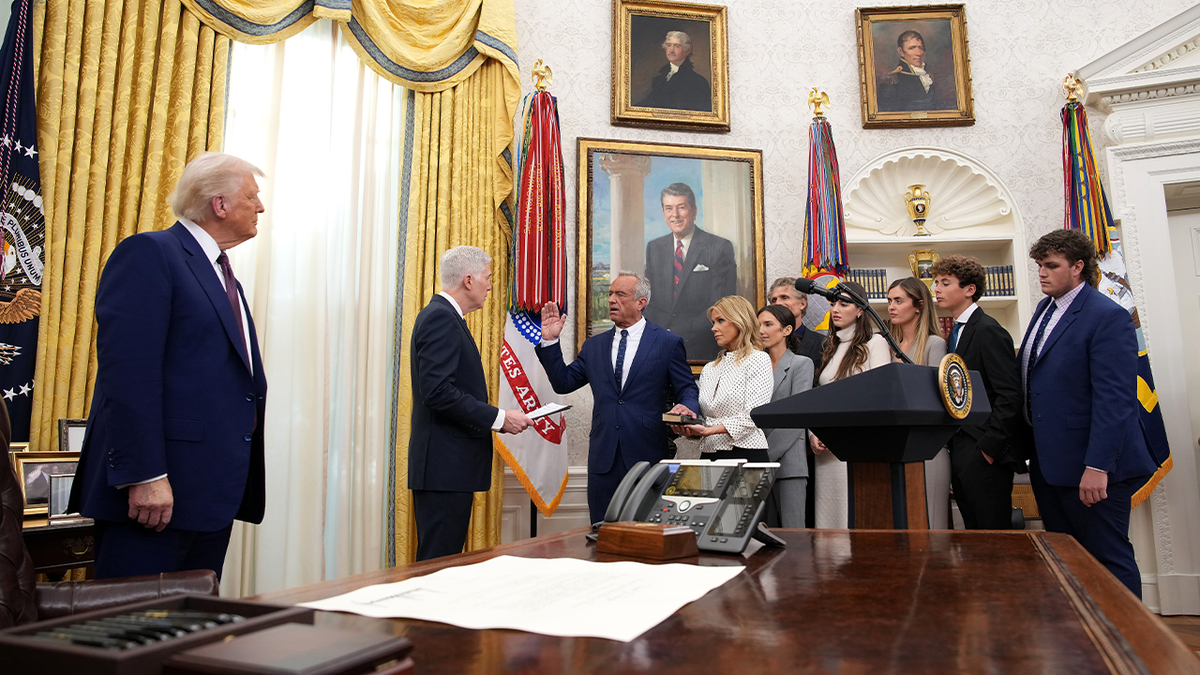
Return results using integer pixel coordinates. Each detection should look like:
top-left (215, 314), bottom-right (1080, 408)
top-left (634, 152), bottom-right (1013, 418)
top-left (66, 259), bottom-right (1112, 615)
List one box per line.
top-left (842, 146), bottom-right (1031, 341)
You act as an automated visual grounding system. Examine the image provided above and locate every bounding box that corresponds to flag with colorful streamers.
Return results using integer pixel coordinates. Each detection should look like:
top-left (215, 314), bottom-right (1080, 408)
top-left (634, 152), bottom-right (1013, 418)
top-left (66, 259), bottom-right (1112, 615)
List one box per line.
top-left (1062, 101), bottom-right (1170, 507)
top-left (497, 91), bottom-right (569, 517)
top-left (801, 116), bottom-right (847, 332)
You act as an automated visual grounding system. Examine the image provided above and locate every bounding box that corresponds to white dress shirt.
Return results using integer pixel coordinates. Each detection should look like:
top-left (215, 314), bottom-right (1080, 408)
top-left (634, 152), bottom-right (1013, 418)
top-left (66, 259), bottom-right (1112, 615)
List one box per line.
top-left (950, 302), bottom-right (980, 350)
top-left (438, 291), bottom-right (506, 431)
top-left (180, 218), bottom-right (253, 376)
top-left (666, 62), bottom-right (680, 81)
top-left (672, 230), bottom-right (694, 263)
top-left (609, 317), bottom-right (646, 390)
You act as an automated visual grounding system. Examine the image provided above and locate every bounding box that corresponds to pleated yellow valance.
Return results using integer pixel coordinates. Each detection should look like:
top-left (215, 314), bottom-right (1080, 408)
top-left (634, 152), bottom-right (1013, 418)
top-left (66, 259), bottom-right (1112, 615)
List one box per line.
top-left (180, 0), bottom-right (519, 93)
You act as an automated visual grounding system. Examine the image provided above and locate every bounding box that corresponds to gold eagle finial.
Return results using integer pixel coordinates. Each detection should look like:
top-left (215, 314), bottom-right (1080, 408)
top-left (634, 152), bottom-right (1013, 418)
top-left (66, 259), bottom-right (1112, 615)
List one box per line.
top-left (1062, 73), bottom-right (1084, 103)
top-left (532, 60), bottom-right (553, 92)
top-left (808, 88), bottom-right (830, 117)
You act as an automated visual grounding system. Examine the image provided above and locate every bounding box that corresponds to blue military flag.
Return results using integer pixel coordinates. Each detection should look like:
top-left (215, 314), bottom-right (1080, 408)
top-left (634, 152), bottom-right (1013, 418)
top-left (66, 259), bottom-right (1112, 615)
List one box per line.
top-left (1061, 98), bottom-right (1170, 507)
top-left (0, 0), bottom-right (45, 440)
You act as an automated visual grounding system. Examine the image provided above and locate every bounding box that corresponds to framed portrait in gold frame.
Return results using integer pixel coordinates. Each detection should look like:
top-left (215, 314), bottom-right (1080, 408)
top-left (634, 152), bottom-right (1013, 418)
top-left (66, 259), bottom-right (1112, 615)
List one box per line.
top-left (9, 449), bottom-right (80, 518)
top-left (611, 0), bottom-right (730, 132)
top-left (577, 138), bottom-right (765, 372)
top-left (856, 4), bottom-right (975, 129)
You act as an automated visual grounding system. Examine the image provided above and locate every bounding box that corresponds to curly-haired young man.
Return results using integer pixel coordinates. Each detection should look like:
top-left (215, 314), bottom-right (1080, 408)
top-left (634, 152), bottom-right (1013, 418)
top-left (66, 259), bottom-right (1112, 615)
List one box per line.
top-left (930, 255), bottom-right (1026, 530)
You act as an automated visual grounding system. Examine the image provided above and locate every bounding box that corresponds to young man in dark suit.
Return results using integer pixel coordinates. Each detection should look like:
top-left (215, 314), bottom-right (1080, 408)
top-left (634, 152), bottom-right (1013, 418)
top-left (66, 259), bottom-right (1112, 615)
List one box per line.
top-left (1019, 230), bottom-right (1158, 597)
top-left (642, 182), bottom-right (736, 362)
top-left (72, 153), bottom-right (269, 579)
top-left (538, 272), bottom-right (699, 524)
top-left (408, 246), bottom-right (534, 561)
top-left (931, 255), bottom-right (1025, 530)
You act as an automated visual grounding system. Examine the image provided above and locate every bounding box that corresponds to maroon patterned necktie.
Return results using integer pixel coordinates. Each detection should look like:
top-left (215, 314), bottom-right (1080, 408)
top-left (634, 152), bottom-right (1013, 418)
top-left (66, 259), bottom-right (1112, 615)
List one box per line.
top-left (216, 251), bottom-right (248, 356)
top-left (673, 240), bottom-right (684, 298)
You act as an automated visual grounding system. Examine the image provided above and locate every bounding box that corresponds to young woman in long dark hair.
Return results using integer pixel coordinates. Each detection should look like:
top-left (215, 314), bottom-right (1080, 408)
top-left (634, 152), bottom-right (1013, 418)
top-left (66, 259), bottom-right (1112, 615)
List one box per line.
top-left (810, 281), bottom-right (890, 529)
top-left (757, 304), bottom-right (813, 528)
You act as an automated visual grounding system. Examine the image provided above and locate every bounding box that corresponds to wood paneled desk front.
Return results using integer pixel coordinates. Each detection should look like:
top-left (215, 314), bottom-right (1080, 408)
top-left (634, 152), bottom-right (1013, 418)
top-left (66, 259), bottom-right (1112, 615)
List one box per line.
top-left (255, 528), bottom-right (1199, 674)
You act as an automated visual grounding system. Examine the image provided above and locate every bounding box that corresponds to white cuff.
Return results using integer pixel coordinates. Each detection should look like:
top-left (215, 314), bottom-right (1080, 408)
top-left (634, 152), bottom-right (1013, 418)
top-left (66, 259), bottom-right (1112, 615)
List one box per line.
top-left (1085, 466), bottom-right (1108, 474)
top-left (116, 473), bottom-right (168, 490)
top-left (492, 409), bottom-right (506, 431)
top-left (540, 338), bottom-right (559, 347)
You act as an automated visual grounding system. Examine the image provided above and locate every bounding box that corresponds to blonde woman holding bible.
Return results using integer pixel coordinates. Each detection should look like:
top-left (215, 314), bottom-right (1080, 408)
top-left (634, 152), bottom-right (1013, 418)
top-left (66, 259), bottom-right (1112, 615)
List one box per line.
top-left (672, 296), bottom-right (773, 463)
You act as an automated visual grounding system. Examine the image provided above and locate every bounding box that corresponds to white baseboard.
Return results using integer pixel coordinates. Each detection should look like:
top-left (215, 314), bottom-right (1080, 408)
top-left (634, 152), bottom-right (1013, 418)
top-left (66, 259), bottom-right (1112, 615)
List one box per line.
top-left (1153, 573), bottom-right (1200, 615)
top-left (502, 467), bottom-right (591, 543)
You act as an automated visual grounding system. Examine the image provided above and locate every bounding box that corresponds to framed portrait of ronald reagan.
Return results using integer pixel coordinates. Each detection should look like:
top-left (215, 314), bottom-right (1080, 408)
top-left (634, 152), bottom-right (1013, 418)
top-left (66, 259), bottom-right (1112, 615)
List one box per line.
top-left (577, 138), bottom-right (765, 370)
top-left (856, 4), bottom-right (976, 128)
top-left (612, 0), bottom-right (730, 132)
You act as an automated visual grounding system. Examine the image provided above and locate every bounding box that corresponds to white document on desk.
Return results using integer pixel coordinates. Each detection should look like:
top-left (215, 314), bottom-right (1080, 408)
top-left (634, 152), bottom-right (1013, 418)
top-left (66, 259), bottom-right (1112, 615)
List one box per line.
top-left (299, 555), bottom-right (744, 642)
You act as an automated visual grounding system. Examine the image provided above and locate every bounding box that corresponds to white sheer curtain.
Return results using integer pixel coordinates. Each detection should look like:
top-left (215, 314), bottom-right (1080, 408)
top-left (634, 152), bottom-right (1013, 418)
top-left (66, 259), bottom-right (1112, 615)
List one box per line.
top-left (217, 19), bottom-right (404, 596)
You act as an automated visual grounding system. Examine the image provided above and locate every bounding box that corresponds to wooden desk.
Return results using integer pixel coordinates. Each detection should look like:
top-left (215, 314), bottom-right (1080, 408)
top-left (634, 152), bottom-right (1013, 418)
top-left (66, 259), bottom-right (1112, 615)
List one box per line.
top-left (255, 529), bottom-right (1200, 674)
top-left (21, 517), bottom-right (94, 581)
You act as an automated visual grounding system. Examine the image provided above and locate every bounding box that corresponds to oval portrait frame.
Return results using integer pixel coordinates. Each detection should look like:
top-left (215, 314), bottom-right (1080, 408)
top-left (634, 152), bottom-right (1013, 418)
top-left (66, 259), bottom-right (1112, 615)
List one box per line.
top-left (938, 352), bottom-right (972, 419)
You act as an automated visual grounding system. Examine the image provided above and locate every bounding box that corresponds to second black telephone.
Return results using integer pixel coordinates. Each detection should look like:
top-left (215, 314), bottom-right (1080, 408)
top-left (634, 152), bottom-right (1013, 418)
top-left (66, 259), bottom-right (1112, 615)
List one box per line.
top-left (599, 459), bottom-right (784, 554)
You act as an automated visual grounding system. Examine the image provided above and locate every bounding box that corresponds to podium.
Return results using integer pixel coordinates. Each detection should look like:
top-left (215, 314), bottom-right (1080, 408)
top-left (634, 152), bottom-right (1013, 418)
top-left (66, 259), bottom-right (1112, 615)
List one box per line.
top-left (751, 362), bottom-right (990, 529)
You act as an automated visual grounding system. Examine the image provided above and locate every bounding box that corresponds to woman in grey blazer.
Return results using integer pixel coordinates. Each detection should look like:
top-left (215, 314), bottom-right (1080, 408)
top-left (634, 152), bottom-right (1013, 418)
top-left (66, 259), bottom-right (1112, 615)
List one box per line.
top-left (758, 304), bottom-right (814, 528)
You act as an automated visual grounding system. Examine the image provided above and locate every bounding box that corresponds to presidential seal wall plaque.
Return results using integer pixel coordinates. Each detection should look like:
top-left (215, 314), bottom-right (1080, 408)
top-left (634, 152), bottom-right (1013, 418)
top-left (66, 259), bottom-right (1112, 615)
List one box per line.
top-left (938, 352), bottom-right (971, 419)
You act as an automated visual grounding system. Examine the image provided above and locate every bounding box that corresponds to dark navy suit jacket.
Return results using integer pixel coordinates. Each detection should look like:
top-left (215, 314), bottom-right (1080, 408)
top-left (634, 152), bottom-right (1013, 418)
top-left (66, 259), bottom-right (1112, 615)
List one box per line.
top-left (72, 223), bottom-right (267, 532)
top-left (536, 321), bottom-right (699, 475)
top-left (408, 295), bottom-right (499, 493)
top-left (1020, 284), bottom-right (1157, 486)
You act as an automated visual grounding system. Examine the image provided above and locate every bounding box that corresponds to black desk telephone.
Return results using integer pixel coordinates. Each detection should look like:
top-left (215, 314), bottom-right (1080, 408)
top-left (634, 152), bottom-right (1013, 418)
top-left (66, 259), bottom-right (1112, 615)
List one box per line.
top-left (595, 459), bottom-right (786, 554)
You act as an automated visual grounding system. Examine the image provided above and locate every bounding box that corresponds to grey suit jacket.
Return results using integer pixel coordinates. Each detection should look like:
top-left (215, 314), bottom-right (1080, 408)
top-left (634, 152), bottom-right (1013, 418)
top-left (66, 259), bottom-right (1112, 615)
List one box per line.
top-left (764, 350), bottom-right (814, 479)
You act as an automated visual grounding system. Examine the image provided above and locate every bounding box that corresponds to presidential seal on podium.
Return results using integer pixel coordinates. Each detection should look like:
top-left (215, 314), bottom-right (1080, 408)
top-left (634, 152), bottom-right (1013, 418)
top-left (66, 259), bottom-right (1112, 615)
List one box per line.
top-left (938, 353), bottom-right (972, 419)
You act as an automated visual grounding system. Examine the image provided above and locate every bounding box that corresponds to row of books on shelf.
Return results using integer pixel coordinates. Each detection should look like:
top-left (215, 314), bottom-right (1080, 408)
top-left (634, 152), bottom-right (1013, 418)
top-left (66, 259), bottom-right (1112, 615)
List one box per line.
top-left (982, 265), bottom-right (1016, 297)
top-left (844, 265), bottom-right (1016, 300)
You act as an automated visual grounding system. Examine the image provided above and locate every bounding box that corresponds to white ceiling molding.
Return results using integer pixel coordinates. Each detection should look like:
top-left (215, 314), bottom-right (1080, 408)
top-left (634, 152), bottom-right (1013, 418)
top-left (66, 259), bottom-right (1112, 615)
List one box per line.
top-left (843, 146), bottom-right (1018, 238)
top-left (1076, 4), bottom-right (1200, 145)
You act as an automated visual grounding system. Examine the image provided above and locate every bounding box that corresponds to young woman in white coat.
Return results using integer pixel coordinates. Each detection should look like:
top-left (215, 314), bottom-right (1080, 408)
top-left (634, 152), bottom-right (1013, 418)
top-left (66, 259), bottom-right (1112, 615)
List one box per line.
top-left (810, 281), bottom-right (891, 528)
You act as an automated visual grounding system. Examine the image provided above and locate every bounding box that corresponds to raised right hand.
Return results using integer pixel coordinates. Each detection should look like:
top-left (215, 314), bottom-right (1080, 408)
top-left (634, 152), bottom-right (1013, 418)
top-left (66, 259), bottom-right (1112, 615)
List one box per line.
top-left (540, 302), bottom-right (566, 342)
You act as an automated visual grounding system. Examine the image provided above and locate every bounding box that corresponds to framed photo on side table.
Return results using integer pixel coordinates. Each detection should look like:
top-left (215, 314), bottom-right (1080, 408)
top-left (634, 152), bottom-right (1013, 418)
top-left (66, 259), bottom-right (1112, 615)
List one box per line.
top-left (856, 4), bottom-right (975, 128)
top-left (58, 418), bottom-right (86, 454)
top-left (612, 0), bottom-right (730, 132)
top-left (577, 137), bottom-right (764, 372)
top-left (9, 450), bottom-right (80, 517)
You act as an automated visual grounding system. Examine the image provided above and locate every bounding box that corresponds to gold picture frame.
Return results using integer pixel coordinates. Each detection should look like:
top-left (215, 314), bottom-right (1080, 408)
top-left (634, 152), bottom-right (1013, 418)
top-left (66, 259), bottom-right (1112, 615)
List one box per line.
top-left (9, 449), bottom-right (80, 517)
top-left (611, 0), bottom-right (730, 132)
top-left (577, 137), bottom-right (765, 372)
top-left (856, 4), bottom-right (975, 129)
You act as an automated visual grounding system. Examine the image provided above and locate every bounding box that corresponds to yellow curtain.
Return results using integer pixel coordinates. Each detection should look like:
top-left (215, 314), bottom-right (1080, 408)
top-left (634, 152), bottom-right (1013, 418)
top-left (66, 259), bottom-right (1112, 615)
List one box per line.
top-left (30, 2), bottom-right (229, 451)
top-left (392, 58), bottom-right (516, 563)
top-left (180, 0), bottom-right (519, 93)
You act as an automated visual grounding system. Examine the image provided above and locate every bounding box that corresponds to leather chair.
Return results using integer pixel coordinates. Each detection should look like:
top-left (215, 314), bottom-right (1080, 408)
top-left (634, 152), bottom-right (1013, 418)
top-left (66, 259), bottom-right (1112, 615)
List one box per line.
top-left (0, 403), bottom-right (218, 628)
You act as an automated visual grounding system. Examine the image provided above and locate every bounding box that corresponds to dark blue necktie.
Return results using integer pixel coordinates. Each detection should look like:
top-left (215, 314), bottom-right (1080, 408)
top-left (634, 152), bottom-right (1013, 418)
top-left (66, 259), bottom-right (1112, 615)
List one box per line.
top-left (1025, 301), bottom-right (1056, 417)
top-left (948, 322), bottom-right (963, 353)
top-left (614, 329), bottom-right (629, 389)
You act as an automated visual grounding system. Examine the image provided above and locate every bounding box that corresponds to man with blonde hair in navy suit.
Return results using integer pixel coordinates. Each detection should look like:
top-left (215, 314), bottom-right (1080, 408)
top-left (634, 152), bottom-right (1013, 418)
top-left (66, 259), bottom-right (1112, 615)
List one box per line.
top-left (72, 152), bottom-right (268, 579)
